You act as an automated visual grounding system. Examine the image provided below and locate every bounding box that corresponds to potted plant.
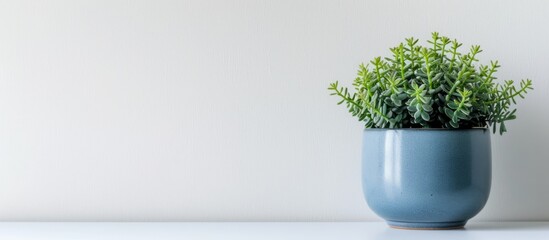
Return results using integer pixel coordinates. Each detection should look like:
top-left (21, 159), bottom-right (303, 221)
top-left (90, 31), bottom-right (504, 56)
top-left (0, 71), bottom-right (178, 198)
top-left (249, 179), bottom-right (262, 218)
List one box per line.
top-left (328, 32), bottom-right (532, 230)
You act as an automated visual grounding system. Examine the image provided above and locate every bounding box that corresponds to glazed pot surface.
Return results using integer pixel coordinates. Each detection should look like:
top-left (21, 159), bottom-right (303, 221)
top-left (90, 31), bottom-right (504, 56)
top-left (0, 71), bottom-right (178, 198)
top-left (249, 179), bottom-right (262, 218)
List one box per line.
top-left (362, 128), bottom-right (491, 229)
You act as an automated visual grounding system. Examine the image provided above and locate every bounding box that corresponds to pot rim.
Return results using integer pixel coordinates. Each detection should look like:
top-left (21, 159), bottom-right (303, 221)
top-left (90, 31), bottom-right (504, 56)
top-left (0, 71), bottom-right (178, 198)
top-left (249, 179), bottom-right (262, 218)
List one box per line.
top-left (363, 127), bottom-right (489, 132)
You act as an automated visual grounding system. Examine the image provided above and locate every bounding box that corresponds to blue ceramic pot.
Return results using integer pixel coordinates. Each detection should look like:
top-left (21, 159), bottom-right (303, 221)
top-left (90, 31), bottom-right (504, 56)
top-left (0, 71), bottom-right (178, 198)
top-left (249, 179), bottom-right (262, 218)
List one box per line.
top-left (362, 128), bottom-right (491, 230)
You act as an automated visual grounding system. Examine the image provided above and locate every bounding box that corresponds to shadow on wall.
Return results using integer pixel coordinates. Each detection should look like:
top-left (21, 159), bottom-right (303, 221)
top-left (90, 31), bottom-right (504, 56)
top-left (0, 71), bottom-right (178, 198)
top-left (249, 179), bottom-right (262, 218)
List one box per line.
top-left (482, 92), bottom-right (549, 221)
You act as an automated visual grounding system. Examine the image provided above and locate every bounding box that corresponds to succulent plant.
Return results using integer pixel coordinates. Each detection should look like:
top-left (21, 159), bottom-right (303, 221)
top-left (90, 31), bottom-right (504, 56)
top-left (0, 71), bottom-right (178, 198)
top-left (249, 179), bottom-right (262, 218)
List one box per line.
top-left (328, 32), bottom-right (532, 134)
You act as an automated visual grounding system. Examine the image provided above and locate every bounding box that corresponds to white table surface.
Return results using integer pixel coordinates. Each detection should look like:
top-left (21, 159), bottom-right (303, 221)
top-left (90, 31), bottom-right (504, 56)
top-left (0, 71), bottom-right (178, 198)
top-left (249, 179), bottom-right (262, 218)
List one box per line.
top-left (0, 222), bottom-right (547, 240)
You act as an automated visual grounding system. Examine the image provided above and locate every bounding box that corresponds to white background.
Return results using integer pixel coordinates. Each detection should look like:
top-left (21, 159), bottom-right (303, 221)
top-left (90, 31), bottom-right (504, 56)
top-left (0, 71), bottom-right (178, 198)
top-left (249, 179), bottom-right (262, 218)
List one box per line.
top-left (0, 0), bottom-right (547, 221)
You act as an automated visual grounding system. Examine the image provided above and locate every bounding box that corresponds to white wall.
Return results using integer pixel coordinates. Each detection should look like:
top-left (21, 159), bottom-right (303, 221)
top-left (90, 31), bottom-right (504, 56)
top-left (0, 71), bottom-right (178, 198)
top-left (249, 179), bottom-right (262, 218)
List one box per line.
top-left (0, 0), bottom-right (548, 221)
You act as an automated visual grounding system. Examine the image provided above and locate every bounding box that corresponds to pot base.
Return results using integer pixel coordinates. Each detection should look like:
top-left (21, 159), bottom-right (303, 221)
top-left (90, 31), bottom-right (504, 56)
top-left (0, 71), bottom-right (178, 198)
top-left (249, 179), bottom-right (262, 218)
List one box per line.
top-left (387, 220), bottom-right (466, 230)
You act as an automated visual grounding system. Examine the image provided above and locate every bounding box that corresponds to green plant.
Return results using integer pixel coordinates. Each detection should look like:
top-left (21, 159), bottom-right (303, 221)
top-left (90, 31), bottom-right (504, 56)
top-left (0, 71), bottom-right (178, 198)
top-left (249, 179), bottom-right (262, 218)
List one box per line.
top-left (328, 32), bottom-right (532, 134)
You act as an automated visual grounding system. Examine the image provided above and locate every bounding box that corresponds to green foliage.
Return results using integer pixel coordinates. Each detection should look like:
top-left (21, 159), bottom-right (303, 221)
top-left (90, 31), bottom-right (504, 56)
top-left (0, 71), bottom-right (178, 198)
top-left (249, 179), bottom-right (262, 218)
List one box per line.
top-left (328, 32), bottom-right (533, 134)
